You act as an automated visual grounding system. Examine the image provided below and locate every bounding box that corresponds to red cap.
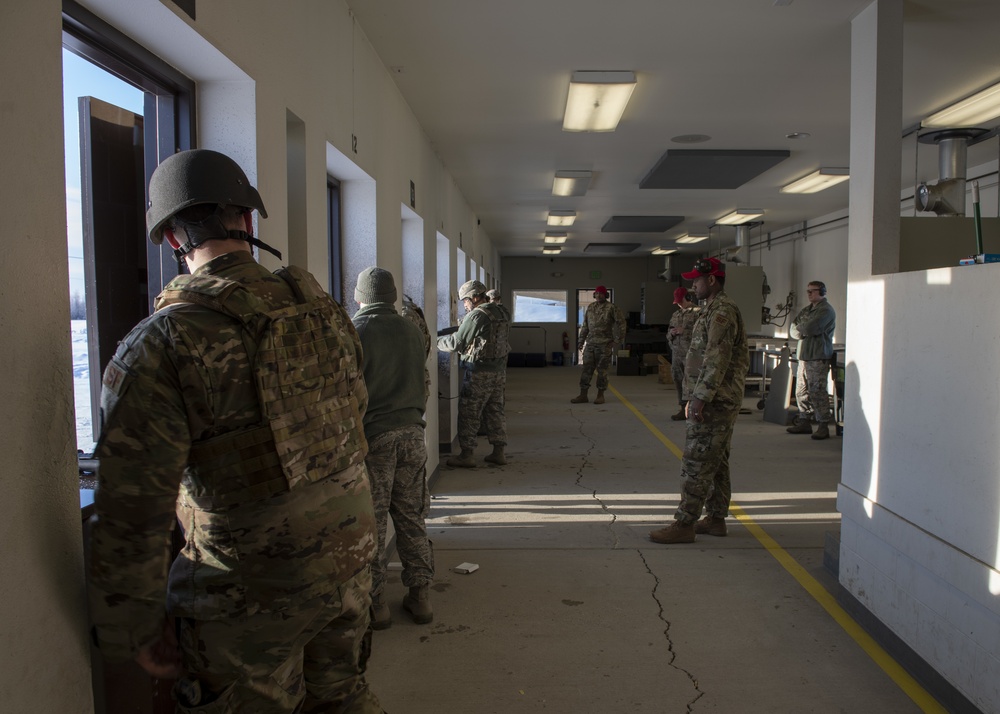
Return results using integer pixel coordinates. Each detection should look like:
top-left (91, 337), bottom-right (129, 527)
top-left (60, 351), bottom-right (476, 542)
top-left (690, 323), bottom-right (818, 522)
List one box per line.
top-left (673, 287), bottom-right (688, 304)
top-left (681, 257), bottom-right (726, 280)
top-left (594, 285), bottom-right (608, 295)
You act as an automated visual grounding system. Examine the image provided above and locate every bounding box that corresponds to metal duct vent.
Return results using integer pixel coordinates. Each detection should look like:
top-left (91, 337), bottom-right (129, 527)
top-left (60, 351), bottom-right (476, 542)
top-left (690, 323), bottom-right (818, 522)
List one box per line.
top-left (657, 256), bottom-right (674, 281)
top-left (725, 224), bottom-right (754, 264)
top-left (916, 128), bottom-right (988, 216)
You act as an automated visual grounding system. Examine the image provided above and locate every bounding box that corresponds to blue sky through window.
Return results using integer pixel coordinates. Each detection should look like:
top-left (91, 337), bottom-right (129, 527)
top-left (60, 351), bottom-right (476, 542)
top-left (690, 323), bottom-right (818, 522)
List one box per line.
top-left (63, 49), bottom-right (144, 301)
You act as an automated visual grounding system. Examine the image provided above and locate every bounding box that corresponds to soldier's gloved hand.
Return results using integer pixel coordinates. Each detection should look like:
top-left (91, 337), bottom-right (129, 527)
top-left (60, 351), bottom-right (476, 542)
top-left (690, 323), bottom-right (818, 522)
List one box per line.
top-left (135, 617), bottom-right (183, 679)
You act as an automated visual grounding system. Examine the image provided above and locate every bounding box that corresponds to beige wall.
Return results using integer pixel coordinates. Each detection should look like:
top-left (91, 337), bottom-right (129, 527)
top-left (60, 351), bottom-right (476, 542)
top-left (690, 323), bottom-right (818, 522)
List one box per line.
top-left (0, 1), bottom-right (95, 711)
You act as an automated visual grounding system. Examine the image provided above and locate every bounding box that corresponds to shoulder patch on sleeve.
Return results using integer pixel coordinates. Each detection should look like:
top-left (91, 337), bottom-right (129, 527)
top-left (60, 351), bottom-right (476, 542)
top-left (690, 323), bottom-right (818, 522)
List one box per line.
top-left (102, 360), bottom-right (128, 396)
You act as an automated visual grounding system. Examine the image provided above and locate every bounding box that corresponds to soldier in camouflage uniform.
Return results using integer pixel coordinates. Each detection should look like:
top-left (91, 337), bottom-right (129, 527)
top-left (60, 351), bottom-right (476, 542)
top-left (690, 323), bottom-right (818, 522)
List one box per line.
top-left (650, 257), bottom-right (749, 544)
top-left (787, 281), bottom-right (837, 440)
top-left (486, 288), bottom-right (511, 321)
top-left (88, 150), bottom-right (382, 713)
top-left (571, 285), bottom-right (627, 405)
top-left (352, 268), bottom-right (434, 630)
top-left (437, 279), bottom-right (511, 467)
top-left (667, 287), bottom-right (700, 421)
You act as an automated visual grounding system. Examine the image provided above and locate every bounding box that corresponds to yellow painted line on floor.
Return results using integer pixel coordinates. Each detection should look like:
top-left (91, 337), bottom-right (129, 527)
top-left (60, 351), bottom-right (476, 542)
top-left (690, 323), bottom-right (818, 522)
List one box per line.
top-left (609, 385), bottom-right (948, 714)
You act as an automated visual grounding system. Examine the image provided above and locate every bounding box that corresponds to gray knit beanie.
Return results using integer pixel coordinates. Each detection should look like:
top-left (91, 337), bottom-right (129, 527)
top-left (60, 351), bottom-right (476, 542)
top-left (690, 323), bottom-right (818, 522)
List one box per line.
top-left (355, 266), bottom-right (397, 304)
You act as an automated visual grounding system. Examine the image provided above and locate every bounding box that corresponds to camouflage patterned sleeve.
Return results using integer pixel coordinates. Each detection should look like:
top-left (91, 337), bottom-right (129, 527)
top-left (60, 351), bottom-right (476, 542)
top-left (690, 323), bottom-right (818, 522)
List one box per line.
top-left (613, 304), bottom-right (627, 343)
top-left (89, 319), bottom-right (190, 661)
top-left (690, 305), bottom-right (738, 404)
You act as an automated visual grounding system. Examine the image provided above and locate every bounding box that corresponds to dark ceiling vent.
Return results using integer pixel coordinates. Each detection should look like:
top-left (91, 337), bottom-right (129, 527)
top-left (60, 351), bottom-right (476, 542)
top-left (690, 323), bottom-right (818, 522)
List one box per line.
top-left (583, 242), bottom-right (641, 254)
top-left (601, 215), bottom-right (685, 232)
top-left (640, 149), bottom-right (790, 189)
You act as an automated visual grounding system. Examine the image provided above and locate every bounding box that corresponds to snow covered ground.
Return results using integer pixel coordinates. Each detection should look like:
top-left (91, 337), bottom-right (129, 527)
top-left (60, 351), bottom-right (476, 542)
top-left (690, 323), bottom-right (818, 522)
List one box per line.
top-left (72, 319), bottom-right (97, 454)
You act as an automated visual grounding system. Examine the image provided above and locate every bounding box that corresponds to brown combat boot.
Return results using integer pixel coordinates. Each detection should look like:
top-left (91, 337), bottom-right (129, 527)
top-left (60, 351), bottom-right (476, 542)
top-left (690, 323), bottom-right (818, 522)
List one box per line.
top-left (370, 594), bottom-right (391, 630)
top-left (446, 449), bottom-right (476, 468)
top-left (594, 389), bottom-right (606, 404)
top-left (811, 422), bottom-right (830, 440)
top-left (670, 405), bottom-right (687, 421)
top-left (649, 521), bottom-right (696, 544)
top-left (484, 445), bottom-right (507, 465)
top-left (402, 585), bottom-right (433, 624)
top-left (570, 389), bottom-right (589, 403)
top-left (694, 515), bottom-right (728, 537)
top-left (786, 418), bottom-right (813, 434)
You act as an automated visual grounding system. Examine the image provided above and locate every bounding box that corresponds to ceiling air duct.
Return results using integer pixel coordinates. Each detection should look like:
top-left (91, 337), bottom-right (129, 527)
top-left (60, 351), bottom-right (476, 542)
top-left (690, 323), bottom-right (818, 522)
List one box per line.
top-left (915, 128), bottom-right (988, 216)
top-left (726, 224), bottom-right (752, 264)
top-left (657, 255), bottom-right (673, 281)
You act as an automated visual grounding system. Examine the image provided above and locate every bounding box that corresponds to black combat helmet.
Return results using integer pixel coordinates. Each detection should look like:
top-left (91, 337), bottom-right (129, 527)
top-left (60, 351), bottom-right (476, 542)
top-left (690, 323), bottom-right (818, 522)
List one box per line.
top-left (146, 149), bottom-right (267, 244)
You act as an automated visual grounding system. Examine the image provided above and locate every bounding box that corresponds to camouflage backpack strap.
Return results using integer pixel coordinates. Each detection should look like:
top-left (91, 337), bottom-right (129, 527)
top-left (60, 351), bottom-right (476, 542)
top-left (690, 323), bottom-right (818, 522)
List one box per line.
top-left (257, 265), bottom-right (368, 491)
top-left (155, 273), bottom-right (266, 332)
top-left (474, 303), bottom-right (510, 361)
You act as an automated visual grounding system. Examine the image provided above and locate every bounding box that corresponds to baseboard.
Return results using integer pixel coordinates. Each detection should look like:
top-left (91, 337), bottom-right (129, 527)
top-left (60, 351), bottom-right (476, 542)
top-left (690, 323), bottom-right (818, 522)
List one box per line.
top-left (834, 574), bottom-right (984, 713)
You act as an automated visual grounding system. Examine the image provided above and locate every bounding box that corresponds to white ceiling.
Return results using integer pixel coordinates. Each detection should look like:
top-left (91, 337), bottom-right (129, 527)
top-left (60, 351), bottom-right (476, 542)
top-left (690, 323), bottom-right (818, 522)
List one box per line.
top-left (346, 0), bottom-right (1000, 258)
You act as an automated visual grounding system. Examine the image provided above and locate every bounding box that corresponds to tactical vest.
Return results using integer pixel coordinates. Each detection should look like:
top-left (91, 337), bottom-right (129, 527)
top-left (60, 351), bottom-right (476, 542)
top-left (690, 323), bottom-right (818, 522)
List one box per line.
top-left (474, 302), bottom-right (511, 361)
top-left (155, 266), bottom-right (366, 506)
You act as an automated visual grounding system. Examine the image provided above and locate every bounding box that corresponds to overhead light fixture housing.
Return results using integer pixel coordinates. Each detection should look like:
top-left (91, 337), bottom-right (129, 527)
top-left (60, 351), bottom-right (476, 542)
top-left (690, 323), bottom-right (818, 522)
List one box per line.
top-left (542, 247), bottom-right (562, 255)
top-left (547, 210), bottom-right (577, 227)
top-left (924, 81), bottom-right (1000, 128)
top-left (781, 168), bottom-right (849, 194)
top-left (715, 209), bottom-right (764, 226)
top-left (675, 233), bottom-right (709, 244)
top-left (544, 232), bottom-right (568, 245)
top-left (651, 247), bottom-right (678, 255)
top-left (563, 71), bottom-right (637, 132)
top-left (552, 170), bottom-right (592, 196)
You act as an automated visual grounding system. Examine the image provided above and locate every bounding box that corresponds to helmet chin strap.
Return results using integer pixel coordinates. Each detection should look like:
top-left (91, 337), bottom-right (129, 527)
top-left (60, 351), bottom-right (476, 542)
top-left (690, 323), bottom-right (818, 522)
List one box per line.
top-left (171, 206), bottom-right (283, 264)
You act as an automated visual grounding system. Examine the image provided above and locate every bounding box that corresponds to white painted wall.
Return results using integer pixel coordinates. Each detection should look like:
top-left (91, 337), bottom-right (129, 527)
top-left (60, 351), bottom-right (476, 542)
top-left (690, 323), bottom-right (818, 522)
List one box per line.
top-left (840, 4), bottom-right (999, 711)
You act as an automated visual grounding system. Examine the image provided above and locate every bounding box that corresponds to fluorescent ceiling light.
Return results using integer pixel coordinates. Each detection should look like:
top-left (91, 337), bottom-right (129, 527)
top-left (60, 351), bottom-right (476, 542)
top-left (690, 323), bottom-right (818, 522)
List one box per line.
top-left (780, 168), bottom-right (849, 194)
top-left (651, 247), bottom-right (678, 255)
top-left (544, 233), bottom-right (567, 244)
top-left (675, 233), bottom-right (709, 244)
top-left (547, 210), bottom-right (577, 227)
top-left (715, 209), bottom-right (763, 225)
top-left (552, 170), bottom-right (592, 197)
top-left (563, 71), bottom-right (637, 132)
top-left (542, 247), bottom-right (562, 255)
top-left (924, 81), bottom-right (1000, 128)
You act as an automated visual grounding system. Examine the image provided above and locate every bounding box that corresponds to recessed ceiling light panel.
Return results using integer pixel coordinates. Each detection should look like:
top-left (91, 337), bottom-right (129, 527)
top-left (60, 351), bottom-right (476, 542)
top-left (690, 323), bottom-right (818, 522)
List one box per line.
top-left (563, 71), bottom-right (637, 132)
top-left (547, 210), bottom-right (577, 227)
top-left (552, 170), bottom-right (592, 196)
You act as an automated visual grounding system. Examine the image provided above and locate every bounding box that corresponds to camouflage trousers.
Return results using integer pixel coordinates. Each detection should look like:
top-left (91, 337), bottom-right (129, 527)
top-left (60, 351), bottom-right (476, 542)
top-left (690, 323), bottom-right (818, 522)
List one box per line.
top-left (670, 354), bottom-right (688, 406)
top-left (175, 568), bottom-right (382, 714)
top-left (458, 369), bottom-right (507, 451)
top-left (580, 341), bottom-right (614, 391)
top-left (365, 425), bottom-right (434, 599)
top-left (794, 358), bottom-right (832, 423)
top-left (675, 406), bottom-right (738, 524)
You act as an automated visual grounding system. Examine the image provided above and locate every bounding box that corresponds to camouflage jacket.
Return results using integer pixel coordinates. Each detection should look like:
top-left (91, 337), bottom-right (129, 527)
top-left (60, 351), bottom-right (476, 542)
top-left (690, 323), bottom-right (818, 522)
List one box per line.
top-left (789, 298), bottom-right (836, 361)
top-left (667, 306), bottom-right (700, 361)
top-left (579, 300), bottom-right (627, 346)
top-left (89, 250), bottom-right (376, 661)
top-left (437, 301), bottom-right (509, 371)
top-left (684, 291), bottom-right (749, 410)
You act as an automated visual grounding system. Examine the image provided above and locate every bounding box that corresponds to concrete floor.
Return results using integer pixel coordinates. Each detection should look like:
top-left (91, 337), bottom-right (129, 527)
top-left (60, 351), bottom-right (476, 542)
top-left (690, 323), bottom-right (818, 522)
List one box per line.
top-left (366, 367), bottom-right (927, 713)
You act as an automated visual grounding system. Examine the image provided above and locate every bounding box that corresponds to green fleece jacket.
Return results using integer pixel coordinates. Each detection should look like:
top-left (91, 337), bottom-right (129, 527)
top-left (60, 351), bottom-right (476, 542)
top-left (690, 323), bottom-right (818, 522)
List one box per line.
top-left (352, 303), bottom-right (427, 440)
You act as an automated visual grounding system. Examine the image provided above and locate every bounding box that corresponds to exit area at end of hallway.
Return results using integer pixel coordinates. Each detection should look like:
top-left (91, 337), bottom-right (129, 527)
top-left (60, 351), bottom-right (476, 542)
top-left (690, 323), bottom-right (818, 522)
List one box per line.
top-left (367, 367), bottom-right (929, 714)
